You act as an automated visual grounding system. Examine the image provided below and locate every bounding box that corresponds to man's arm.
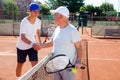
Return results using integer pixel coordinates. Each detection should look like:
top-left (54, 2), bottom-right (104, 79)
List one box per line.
top-left (36, 29), bottom-right (41, 44)
top-left (74, 41), bottom-right (83, 63)
top-left (40, 40), bottom-right (53, 48)
top-left (21, 34), bottom-right (31, 45)
top-left (21, 34), bottom-right (40, 50)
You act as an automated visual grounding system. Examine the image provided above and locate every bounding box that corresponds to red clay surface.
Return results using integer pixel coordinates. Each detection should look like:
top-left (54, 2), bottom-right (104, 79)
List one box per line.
top-left (0, 28), bottom-right (120, 80)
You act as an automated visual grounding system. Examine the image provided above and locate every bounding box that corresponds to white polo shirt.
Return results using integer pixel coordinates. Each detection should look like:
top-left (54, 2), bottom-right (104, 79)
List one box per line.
top-left (52, 24), bottom-right (81, 62)
top-left (16, 17), bottom-right (41, 50)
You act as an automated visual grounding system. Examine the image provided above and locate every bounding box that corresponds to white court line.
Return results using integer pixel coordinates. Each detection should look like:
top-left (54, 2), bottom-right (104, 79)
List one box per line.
top-left (91, 58), bottom-right (120, 62)
top-left (82, 58), bottom-right (120, 62)
top-left (0, 52), bottom-right (120, 62)
top-left (87, 44), bottom-right (120, 45)
top-left (87, 41), bottom-right (120, 43)
top-left (92, 58), bottom-right (120, 61)
top-left (0, 54), bottom-right (16, 56)
top-left (0, 51), bottom-right (16, 56)
top-left (0, 40), bottom-right (17, 42)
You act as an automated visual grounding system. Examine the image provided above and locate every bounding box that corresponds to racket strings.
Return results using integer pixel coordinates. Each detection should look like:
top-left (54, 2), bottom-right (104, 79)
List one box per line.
top-left (45, 55), bottom-right (71, 73)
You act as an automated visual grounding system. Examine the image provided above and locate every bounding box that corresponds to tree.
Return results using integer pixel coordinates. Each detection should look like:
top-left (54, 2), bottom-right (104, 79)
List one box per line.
top-left (3, 0), bottom-right (19, 19)
top-left (40, 4), bottom-right (50, 15)
top-left (67, 0), bottom-right (84, 13)
top-left (81, 2), bottom-right (116, 16)
top-left (0, 0), bottom-right (3, 15)
top-left (46, 0), bottom-right (84, 13)
top-left (100, 2), bottom-right (115, 16)
top-left (80, 5), bottom-right (103, 21)
top-left (45, 0), bottom-right (62, 9)
top-left (80, 5), bottom-right (94, 14)
top-left (80, 5), bottom-right (99, 16)
top-left (94, 7), bottom-right (102, 16)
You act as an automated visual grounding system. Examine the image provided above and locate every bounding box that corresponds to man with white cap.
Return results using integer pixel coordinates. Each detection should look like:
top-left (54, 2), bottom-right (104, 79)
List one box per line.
top-left (16, 3), bottom-right (41, 79)
top-left (41, 6), bottom-right (82, 80)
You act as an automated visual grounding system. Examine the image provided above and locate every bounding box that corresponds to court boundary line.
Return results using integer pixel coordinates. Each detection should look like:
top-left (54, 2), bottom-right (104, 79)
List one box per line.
top-left (0, 54), bottom-right (16, 56)
top-left (0, 53), bottom-right (119, 62)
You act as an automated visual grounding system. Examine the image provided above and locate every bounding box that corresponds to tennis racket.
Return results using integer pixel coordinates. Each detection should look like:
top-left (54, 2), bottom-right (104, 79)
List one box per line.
top-left (43, 25), bottom-right (55, 43)
top-left (44, 54), bottom-right (85, 74)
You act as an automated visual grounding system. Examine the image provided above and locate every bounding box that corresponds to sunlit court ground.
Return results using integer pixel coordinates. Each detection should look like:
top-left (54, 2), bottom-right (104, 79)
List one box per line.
top-left (0, 27), bottom-right (120, 80)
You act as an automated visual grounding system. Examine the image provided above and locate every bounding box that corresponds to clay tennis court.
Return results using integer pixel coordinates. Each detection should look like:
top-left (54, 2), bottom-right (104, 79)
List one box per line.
top-left (0, 28), bottom-right (120, 80)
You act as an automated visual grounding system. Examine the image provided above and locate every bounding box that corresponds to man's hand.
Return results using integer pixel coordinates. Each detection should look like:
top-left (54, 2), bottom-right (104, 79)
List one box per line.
top-left (76, 63), bottom-right (82, 69)
top-left (33, 43), bottom-right (41, 50)
top-left (75, 59), bottom-right (85, 69)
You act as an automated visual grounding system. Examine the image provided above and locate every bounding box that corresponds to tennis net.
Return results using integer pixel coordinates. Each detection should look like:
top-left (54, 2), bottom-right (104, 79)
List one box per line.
top-left (78, 39), bottom-right (90, 80)
top-left (18, 53), bottom-right (53, 80)
top-left (18, 39), bottom-right (90, 80)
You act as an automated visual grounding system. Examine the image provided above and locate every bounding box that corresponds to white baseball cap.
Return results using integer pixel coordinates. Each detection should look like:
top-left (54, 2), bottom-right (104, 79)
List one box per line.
top-left (50, 6), bottom-right (69, 18)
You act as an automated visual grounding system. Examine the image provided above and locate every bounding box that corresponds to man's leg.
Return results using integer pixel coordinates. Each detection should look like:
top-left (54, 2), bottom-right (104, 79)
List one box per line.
top-left (16, 63), bottom-right (24, 77)
top-left (16, 48), bottom-right (27, 78)
top-left (31, 61), bottom-right (38, 67)
top-left (54, 72), bottom-right (62, 80)
top-left (59, 69), bottom-right (75, 80)
top-left (28, 48), bottom-right (38, 67)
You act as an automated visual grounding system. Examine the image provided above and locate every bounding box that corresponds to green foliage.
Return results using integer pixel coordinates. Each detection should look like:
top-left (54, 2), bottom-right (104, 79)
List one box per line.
top-left (80, 2), bottom-right (116, 16)
top-left (100, 2), bottom-right (114, 12)
top-left (46, 0), bottom-right (62, 9)
top-left (80, 5), bottom-right (94, 13)
top-left (67, 0), bottom-right (84, 13)
top-left (100, 2), bottom-right (115, 16)
top-left (107, 11), bottom-right (117, 16)
top-left (3, 0), bottom-right (19, 19)
top-left (94, 7), bottom-right (102, 16)
top-left (40, 4), bottom-right (50, 15)
top-left (46, 0), bottom-right (84, 13)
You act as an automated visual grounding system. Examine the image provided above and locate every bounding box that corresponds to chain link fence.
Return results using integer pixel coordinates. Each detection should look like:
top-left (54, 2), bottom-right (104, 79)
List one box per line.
top-left (88, 16), bottom-right (120, 37)
top-left (0, 10), bottom-right (78, 36)
top-left (0, 9), bottom-right (120, 38)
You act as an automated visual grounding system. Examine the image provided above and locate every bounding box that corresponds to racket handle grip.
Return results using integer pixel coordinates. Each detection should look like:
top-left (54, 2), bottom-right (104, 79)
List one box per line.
top-left (80, 66), bottom-right (85, 69)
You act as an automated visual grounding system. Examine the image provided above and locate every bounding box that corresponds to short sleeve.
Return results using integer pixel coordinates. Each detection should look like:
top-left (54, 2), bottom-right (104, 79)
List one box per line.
top-left (71, 29), bottom-right (81, 43)
top-left (20, 21), bottom-right (27, 34)
top-left (37, 19), bottom-right (41, 30)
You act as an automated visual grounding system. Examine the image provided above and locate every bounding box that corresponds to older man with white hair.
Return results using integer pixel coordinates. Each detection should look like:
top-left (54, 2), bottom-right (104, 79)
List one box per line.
top-left (41, 6), bottom-right (82, 80)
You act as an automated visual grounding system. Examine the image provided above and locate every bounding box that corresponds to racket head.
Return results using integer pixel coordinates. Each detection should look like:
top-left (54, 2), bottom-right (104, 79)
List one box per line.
top-left (43, 25), bottom-right (55, 43)
top-left (44, 54), bottom-right (70, 73)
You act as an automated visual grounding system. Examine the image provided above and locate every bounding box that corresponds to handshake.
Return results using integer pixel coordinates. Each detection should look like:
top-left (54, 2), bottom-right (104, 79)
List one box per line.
top-left (32, 43), bottom-right (43, 51)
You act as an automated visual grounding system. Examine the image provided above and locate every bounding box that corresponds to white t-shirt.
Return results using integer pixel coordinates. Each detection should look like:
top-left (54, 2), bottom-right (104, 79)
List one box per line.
top-left (52, 24), bottom-right (81, 62)
top-left (16, 17), bottom-right (41, 50)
